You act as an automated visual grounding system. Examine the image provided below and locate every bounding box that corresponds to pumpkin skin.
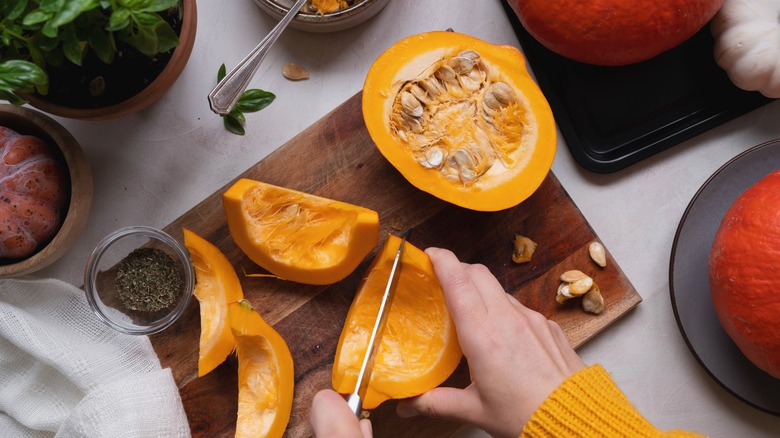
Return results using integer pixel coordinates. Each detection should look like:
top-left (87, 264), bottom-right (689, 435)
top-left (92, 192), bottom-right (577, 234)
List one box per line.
top-left (509, 0), bottom-right (725, 66)
top-left (0, 126), bottom-right (69, 259)
top-left (362, 31), bottom-right (556, 212)
top-left (332, 235), bottom-right (463, 409)
top-left (709, 170), bottom-right (780, 378)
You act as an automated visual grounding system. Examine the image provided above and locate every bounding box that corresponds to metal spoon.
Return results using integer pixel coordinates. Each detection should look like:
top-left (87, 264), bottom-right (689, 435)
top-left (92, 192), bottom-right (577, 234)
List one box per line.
top-left (208, 0), bottom-right (309, 115)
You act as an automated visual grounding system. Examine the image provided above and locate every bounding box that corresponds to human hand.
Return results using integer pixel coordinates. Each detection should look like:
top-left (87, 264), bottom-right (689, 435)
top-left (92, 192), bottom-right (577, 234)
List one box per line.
top-left (396, 247), bottom-right (585, 438)
top-left (310, 389), bottom-right (373, 437)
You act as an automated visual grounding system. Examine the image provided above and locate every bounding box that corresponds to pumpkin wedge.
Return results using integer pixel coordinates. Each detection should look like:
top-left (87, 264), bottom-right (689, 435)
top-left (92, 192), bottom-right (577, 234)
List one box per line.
top-left (228, 299), bottom-right (294, 438)
top-left (332, 235), bottom-right (463, 409)
top-left (362, 31), bottom-right (556, 212)
top-left (182, 228), bottom-right (244, 377)
top-left (223, 178), bottom-right (380, 285)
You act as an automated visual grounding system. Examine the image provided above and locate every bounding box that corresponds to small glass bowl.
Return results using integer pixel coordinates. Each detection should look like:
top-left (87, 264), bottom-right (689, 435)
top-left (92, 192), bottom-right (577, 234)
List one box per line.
top-left (84, 226), bottom-right (194, 335)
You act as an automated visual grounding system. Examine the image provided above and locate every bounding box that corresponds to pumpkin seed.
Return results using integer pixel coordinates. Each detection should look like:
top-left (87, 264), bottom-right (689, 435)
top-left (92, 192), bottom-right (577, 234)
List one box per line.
top-left (589, 241), bottom-right (607, 267)
top-left (282, 63), bottom-right (309, 81)
top-left (560, 270), bottom-right (588, 283)
top-left (582, 284), bottom-right (605, 314)
top-left (389, 49), bottom-right (525, 187)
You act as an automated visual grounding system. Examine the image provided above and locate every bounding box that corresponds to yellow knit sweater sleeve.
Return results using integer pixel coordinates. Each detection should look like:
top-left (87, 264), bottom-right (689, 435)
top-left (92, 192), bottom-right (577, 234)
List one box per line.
top-left (521, 364), bottom-right (706, 438)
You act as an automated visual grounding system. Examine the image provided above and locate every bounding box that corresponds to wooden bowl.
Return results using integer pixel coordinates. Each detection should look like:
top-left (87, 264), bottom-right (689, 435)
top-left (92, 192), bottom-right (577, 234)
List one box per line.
top-left (0, 104), bottom-right (93, 277)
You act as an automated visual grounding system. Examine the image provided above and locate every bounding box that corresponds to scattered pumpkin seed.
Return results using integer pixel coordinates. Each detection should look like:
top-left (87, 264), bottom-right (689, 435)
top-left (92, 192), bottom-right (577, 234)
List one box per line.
top-left (582, 284), bottom-right (605, 314)
top-left (589, 241), bottom-right (607, 267)
top-left (283, 62), bottom-right (310, 81)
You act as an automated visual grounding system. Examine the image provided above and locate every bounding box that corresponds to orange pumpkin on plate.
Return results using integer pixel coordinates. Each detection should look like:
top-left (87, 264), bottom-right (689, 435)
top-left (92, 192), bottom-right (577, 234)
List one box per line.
top-left (0, 126), bottom-right (69, 259)
top-left (709, 169), bottom-right (780, 378)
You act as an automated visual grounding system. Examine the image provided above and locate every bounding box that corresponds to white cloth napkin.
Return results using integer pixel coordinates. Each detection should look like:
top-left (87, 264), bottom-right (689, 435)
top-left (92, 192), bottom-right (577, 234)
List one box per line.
top-left (0, 278), bottom-right (190, 438)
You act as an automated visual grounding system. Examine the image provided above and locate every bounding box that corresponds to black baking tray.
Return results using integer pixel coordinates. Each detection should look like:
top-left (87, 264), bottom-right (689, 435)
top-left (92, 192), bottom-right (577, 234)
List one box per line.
top-left (499, 0), bottom-right (774, 173)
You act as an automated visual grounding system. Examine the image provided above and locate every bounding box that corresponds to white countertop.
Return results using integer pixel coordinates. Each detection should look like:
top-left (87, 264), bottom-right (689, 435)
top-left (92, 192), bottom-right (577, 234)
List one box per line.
top-left (34, 0), bottom-right (780, 436)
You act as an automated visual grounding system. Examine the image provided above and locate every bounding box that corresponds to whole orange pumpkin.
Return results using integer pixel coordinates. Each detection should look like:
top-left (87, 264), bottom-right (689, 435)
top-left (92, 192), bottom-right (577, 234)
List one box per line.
top-left (709, 170), bottom-right (780, 379)
top-left (509, 0), bottom-right (724, 66)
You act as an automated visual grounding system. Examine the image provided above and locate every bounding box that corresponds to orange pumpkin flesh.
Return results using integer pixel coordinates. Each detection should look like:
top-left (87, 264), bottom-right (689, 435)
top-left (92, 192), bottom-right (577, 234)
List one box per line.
top-left (509, 0), bottom-right (724, 66)
top-left (182, 228), bottom-right (244, 377)
top-left (222, 178), bottom-right (380, 285)
top-left (332, 235), bottom-right (463, 409)
top-left (228, 299), bottom-right (294, 438)
top-left (362, 31), bottom-right (556, 212)
top-left (709, 170), bottom-right (780, 378)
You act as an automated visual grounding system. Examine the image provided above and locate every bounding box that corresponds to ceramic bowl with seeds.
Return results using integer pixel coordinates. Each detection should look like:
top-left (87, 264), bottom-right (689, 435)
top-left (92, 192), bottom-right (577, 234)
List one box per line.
top-left (253, 0), bottom-right (390, 33)
top-left (84, 226), bottom-right (194, 335)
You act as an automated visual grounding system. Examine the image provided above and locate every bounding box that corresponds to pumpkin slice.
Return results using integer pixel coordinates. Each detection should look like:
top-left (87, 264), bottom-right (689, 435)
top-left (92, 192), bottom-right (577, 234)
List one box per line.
top-left (228, 299), bottom-right (294, 438)
top-left (223, 178), bottom-right (380, 285)
top-left (362, 31), bottom-right (556, 212)
top-left (332, 235), bottom-right (463, 409)
top-left (182, 228), bottom-right (244, 377)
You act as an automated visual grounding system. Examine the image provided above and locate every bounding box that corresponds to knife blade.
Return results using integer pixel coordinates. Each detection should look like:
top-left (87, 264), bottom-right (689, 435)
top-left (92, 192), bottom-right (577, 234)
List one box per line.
top-left (346, 234), bottom-right (407, 417)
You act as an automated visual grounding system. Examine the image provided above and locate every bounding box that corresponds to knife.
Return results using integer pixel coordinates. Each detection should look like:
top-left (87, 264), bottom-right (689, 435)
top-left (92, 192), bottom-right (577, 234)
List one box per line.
top-left (346, 234), bottom-right (407, 417)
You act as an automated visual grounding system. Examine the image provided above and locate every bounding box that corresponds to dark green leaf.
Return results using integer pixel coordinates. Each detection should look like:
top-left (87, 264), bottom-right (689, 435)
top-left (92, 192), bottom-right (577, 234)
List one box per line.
top-left (52, 0), bottom-right (97, 27)
top-left (0, 60), bottom-right (48, 92)
top-left (217, 64), bottom-right (226, 82)
top-left (134, 11), bottom-right (163, 27)
top-left (22, 9), bottom-right (53, 26)
top-left (143, 0), bottom-right (178, 12)
top-left (61, 25), bottom-right (85, 65)
top-left (223, 114), bottom-right (245, 135)
top-left (235, 89), bottom-right (275, 113)
top-left (38, 0), bottom-right (64, 13)
top-left (228, 108), bottom-right (245, 123)
top-left (1, 0), bottom-right (28, 21)
top-left (125, 25), bottom-right (158, 57)
top-left (41, 19), bottom-right (59, 38)
top-left (35, 33), bottom-right (60, 51)
top-left (107, 8), bottom-right (131, 31)
top-left (0, 90), bottom-right (28, 106)
top-left (154, 21), bottom-right (178, 53)
top-left (87, 27), bottom-right (115, 64)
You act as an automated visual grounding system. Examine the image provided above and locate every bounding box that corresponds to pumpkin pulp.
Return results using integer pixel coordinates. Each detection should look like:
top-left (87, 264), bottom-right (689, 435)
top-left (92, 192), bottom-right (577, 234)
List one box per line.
top-left (228, 299), bottom-right (294, 438)
top-left (182, 228), bottom-right (244, 377)
top-left (709, 169), bottom-right (780, 378)
top-left (362, 31), bottom-right (556, 212)
top-left (332, 235), bottom-right (463, 409)
top-left (223, 178), bottom-right (380, 285)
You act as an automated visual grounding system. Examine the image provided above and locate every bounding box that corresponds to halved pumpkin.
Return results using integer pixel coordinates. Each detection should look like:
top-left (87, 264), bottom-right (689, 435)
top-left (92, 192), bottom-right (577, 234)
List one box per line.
top-left (223, 178), bottom-right (380, 285)
top-left (362, 31), bottom-right (556, 212)
top-left (228, 299), bottom-right (294, 438)
top-left (332, 235), bottom-right (463, 409)
top-left (182, 228), bottom-right (244, 377)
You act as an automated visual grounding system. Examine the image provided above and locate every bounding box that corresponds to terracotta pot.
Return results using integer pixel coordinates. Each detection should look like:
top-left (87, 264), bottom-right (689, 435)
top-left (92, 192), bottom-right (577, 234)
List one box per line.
top-left (23, 0), bottom-right (197, 121)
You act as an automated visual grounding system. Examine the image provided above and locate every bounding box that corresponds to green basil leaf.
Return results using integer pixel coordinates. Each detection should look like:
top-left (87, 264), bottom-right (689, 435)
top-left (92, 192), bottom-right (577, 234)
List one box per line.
top-left (22, 9), bottom-right (53, 26)
top-left (218, 64), bottom-right (226, 82)
top-left (228, 108), bottom-right (246, 123)
top-left (52, 0), bottom-right (97, 27)
top-left (107, 8), bottom-right (131, 31)
top-left (235, 89), bottom-right (275, 113)
top-left (154, 21), bottom-right (179, 53)
top-left (35, 33), bottom-right (60, 51)
top-left (128, 25), bottom-right (158, 57)
top-left (1, 0), bottom-right (28, 21)
top-left (134, 11), bottom-right (163, 27)
top-left (0, 90), bottom-right (28, 106)
top-left (41, 19), bottom-right (59, 38)
top-left (139, 0), bottom-right (178, 12)
top-left (87, 27), bottom-right (115, 64)
top-left (38, 0), bottom-right (64, 13)
top-left (223, 114), bottom-right (246, 136)
top-left (61, 26), bottom-right (85, 65)
top-left (0, 60), bottom-right (48, 91)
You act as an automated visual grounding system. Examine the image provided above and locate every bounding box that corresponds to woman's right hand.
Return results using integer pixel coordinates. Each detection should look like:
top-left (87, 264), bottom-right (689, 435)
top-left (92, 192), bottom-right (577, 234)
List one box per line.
top-left (396, 247), bottom-right (586, 438)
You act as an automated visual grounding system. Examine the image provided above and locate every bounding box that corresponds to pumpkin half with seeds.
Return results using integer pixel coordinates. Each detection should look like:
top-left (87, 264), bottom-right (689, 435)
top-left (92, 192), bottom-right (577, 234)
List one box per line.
top-left (362, 31), bottom-right (556, 212)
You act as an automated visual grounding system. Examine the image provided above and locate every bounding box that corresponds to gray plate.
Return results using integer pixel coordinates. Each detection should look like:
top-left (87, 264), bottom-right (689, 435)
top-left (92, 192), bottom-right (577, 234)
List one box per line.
top-left (670, 139), bottom-right (780, 416)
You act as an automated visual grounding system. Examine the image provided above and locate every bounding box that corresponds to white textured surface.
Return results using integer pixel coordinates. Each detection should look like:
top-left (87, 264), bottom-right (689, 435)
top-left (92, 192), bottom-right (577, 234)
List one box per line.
top-left (30, 0), bottom-right (780, 435)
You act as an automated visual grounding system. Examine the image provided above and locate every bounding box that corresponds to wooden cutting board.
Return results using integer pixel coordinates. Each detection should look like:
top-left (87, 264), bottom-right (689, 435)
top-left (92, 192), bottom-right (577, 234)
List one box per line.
top-left (151, 92), bottom-right (641, 437)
